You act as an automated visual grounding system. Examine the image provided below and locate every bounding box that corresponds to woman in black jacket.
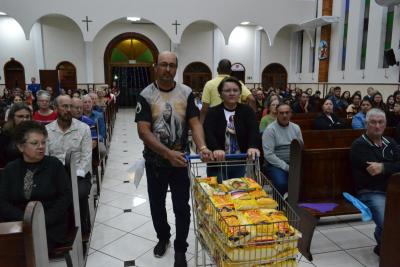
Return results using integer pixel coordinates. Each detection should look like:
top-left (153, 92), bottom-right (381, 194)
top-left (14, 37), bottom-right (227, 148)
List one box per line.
top-left (204, 76), bottom-right (260, 182)
top-left (0, 121), bottom-right (72, 251)
top-left (314, 98), bottom-right (346, 130)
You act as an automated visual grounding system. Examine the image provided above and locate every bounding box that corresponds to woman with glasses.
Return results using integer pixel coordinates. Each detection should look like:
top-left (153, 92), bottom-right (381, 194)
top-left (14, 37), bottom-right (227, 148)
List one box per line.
top-left (0, 103), bottom-right (32, 167)
top-left (204, 76), bottom-right (260, 182)
top-left (0, 121), bottom-right (72, 251)
top-left (33, 90), bottom-right (57, 125)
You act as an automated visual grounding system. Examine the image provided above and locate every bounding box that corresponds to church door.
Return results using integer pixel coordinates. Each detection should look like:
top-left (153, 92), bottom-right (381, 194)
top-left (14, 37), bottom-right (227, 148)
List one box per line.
top-left (56, 61), bottom-right (77, 91)
top-left (4, 58), bottom-right (25, 90)
top-left (111, 66), bottom-right (152, 106)
top-left (182, 62), bottom-right (212, 92)
top-left (262, 63), bottom-right (287, 90)
top-left (231, 63), bottom-right (245, 83)
top-left (104, 32), bottom-right (159, 107)
top-left (39, 70), bottom-right (58, 92)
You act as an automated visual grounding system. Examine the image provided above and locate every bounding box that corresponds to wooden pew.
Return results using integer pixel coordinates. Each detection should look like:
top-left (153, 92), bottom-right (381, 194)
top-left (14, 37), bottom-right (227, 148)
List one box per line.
top-left (288, 128), bottom-right (396, 261)
top-left (302, 128), bottom-right (395, 149)
top-left (380, 173), bottom-right (400, 267)
top-left (0, 201), bottom-right (49, 267)
top-left (56, 152), bottom-right (84, 267)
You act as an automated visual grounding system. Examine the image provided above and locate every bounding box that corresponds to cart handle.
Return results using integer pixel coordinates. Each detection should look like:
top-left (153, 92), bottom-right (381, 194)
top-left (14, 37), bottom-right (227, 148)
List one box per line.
top-left (185, 153), bottom-right (249, 161)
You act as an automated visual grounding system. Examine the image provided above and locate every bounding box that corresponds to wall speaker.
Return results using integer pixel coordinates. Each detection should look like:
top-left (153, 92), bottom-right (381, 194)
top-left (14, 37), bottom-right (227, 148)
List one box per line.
top-left (384, 49), bottom-right (397, 66)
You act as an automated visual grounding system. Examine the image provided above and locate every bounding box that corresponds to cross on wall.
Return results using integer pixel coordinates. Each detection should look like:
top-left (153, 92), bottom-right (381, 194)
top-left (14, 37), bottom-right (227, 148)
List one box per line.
top-left (82, 16), bottom-right (93, 32)
top-left (172, 20), bottom-right (180, 35)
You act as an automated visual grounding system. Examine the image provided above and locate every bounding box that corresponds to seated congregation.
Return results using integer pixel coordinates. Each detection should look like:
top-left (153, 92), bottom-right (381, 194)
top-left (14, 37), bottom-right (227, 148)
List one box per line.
top-left (1, 68), bottom-right (399, 266)
top-left (0, 86), bottom-right (117, 266)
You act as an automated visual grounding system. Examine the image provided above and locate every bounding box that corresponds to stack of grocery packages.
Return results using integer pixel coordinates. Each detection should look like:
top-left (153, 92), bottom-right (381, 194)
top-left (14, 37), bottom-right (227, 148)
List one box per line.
top-left (193, 176), bottom-right (300, 267)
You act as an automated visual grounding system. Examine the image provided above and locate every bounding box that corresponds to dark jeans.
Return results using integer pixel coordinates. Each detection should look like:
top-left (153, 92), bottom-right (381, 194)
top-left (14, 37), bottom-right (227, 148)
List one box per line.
top-left (207, 162), bottom-right (246, 183)
top-left (78, 174), bottom-right (92, 235)
top-left (358, 192), bottom-right (386, 246)
top-left (262, 164), bottom-right (288, 195)
top-left (145, 162), bottom-right (190, 253)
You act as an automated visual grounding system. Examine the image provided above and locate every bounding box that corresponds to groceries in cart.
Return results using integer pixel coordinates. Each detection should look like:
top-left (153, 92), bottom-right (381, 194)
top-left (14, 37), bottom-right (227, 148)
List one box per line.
top-left (192, 175), bottom-right (300, 266)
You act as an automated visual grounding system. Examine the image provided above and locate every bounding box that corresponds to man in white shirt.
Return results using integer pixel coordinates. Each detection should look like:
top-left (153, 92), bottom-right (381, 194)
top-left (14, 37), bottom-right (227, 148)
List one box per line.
top-left (46, 95), bottom-right (92, 235)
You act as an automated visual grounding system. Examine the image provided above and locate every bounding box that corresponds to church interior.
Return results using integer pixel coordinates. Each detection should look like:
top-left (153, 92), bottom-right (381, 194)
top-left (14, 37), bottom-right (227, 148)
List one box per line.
top-left (1, 0), bottom-right (400, 266)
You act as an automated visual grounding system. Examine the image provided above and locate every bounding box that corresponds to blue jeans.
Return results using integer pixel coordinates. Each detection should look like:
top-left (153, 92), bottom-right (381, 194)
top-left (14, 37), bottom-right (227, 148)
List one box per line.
top-left (207, 163), bottom-right (246, 183)
top-left (263, 164), bottom-right (288, 195)
top-left (358, 192), bottom-right (386, 246)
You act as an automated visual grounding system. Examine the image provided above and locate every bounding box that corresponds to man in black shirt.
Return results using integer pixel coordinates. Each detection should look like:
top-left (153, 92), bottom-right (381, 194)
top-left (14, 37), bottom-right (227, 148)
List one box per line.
top-left (135, 51), bottom-right (212, 267)
top-left (350, 108), bottom-right (400, 256)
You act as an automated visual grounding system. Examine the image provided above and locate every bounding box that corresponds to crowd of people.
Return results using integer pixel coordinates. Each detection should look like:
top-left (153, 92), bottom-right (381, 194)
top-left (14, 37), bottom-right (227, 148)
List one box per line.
top-left (0, 80), bottom-right (118, 255)
top-left (0, 54), bottom-right (397, 266)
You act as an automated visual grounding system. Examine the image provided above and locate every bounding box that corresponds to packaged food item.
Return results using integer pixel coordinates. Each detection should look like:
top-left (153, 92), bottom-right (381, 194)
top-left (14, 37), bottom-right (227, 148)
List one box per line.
top-left (196, 176), bottom-right (218, 186)
top-left (223, 178), bottom-right (250, 191)
top-left (256, 197), bottom-right (278, 209)
top-left (249, 189), bottom-right (268, 199)
top-left (242, 177), bottom-right (263, 190)
top-left (210, 194), bottom-right (234, 209)
top-left (230, 190), bottom-right (252, 200)
top-left (233, 198), bottom-right (259, 211)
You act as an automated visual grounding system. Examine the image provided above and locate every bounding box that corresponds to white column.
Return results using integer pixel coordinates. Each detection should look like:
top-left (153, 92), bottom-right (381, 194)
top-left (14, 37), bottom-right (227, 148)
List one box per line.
top-left (253, 27), bottom-right (262, 83)
top-left (31, 22), bottom-right (45, 72)
top-left (213, 27), bottom-right (222, 76)
top-left (171, 41), bottom-right (181, 83)
top-left (84, 41), bottom-right (94, 83)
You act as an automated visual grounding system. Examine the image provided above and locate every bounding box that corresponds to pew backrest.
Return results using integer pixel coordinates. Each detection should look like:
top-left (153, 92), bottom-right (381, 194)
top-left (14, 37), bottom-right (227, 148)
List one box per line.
top-left (0, 201), bottom-right (49, 267)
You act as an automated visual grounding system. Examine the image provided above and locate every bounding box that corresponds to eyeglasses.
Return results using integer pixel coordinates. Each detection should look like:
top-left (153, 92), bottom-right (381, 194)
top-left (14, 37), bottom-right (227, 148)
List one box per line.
top-left (25, 140), bottom-right (46, 148)
top-left (221, 89), bottom-right (241, 94)
top-left (60, 104), bottom-right (72, 109)
top-left (157, 62), bottom-right (177, 70)
top-left (15, 115), bottom-right (31, 119)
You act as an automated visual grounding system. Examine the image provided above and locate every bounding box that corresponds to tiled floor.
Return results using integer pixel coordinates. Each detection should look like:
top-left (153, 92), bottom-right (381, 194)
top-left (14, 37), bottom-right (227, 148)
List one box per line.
top-left (81, 109), bottom-right (380, 267)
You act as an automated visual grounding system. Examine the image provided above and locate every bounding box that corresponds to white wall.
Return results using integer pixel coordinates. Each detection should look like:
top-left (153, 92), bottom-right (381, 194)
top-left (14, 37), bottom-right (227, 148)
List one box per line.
top-left (291, 0), bottom-right (400, 88)
top-left (41, 16), bottom-right (87, 83)
top-left (178, 21), bottom-right (214, 80)
top-left (0, 17), bottom-right (37, 85)
top-left (92, 21), bottom-right (171, 82)
top-left (262, 27), bottom-right (294, 81)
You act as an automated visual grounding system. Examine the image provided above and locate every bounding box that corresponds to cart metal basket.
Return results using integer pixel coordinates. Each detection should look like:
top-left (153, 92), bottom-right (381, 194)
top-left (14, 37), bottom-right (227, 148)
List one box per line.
top-left (187, 154), bottom-right (301, 267)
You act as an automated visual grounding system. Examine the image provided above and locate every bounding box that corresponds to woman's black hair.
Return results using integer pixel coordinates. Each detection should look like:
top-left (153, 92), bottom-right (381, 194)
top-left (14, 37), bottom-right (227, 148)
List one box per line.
top-left (217, 76), bottom-right (242, 95)
top-left (14, 120), bottom-right (47, 145)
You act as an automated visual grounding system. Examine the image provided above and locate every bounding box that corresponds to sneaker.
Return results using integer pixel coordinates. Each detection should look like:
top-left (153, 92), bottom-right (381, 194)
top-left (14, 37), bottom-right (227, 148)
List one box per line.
top-left (153, 240), bottom-right (170, 258)
top-left (373, 245), bottom-right (380, 256)
top-left (174, 252), bottom-right (187, 267)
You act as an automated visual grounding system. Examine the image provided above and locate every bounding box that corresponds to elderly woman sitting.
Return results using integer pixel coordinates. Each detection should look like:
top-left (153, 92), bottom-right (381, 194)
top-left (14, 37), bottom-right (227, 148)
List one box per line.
top-left (0, 121), bottom-right (72, 251)
top-left (204, 76), bottom-right (260, 182)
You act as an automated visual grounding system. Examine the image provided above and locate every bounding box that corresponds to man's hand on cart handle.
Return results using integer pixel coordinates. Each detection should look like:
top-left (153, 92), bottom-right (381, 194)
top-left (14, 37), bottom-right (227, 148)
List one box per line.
top-left (213, 150), bottom-right (226, 161)
top-left (165, 150), bottom-right (187, 167)
top-left (199, 147), bottom-right (214, 162)
top-left (247, 148), bottom-right (260, 161)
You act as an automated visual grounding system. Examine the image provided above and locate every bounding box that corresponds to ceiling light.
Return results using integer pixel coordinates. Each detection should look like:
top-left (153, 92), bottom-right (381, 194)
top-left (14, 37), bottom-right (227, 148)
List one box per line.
top-left (127, 17), bottom-right (141, 22)
top-left (0, 12), bottom-right (7, 16)
top-left (240, 21), bottom-right (250, 25)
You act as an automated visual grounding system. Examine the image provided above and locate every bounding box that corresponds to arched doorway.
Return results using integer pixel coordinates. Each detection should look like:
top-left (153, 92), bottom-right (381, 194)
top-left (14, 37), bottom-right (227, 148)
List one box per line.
top-left (104, 32), bottom-right (159, 107)
top-left (262, 63), bottom-right (287, 90)
top-left (4, 58), bottom-right (25, 90)
top-left (231, 63), bottom-right (245, 83)
top-left (56, 61), bottom-right (77, 91)
top-left (183, 62), bottom-right (212, 92)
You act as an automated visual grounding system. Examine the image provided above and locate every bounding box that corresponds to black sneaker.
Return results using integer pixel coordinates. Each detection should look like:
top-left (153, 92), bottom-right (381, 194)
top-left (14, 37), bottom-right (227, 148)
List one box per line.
top-left (174, 252), bottom-right (187, 267)
top-left (153, 240), bottom-right (170, 258)
top-left (373, 245), bottom-right (380, 256)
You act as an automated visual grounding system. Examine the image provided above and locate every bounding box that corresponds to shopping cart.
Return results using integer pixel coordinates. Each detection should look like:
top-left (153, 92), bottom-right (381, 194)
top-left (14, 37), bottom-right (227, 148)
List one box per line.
top-left (186, 154), bottom-right (301, 267)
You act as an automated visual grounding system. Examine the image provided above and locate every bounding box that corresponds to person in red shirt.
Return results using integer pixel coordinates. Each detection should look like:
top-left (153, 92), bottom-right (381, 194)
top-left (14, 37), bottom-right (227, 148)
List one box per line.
top-left (33, 90), bottom-right (57, 125)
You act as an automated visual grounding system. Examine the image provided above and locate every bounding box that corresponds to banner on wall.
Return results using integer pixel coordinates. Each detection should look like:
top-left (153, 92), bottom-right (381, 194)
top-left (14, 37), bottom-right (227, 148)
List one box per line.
top-left (319, 40), bottom-right (328, 60)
